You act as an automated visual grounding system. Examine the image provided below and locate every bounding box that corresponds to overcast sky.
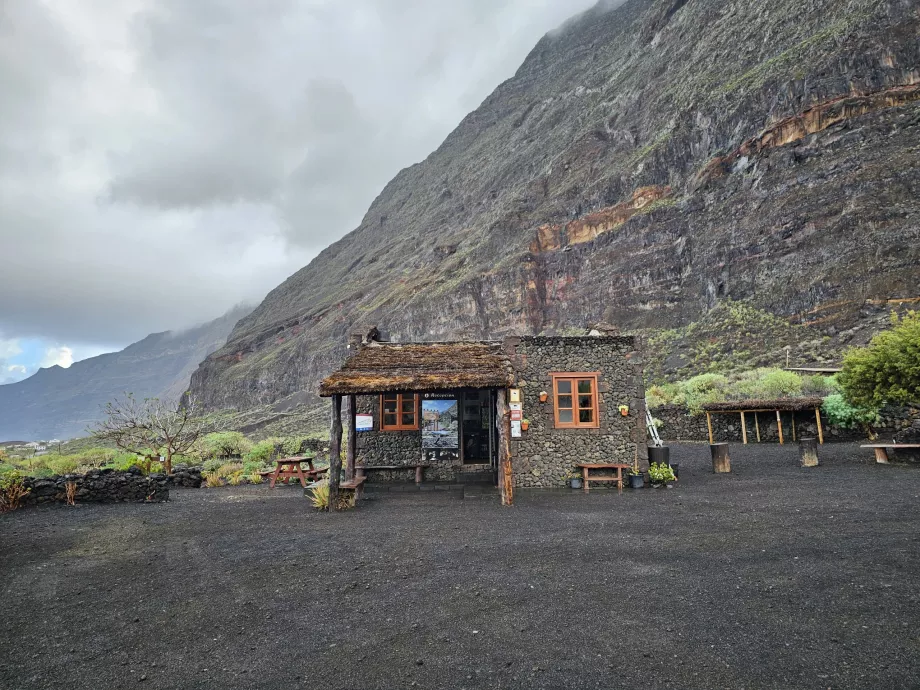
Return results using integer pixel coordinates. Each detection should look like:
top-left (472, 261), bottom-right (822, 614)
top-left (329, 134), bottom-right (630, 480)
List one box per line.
top-left (0, 0), bottom-right (600, 383)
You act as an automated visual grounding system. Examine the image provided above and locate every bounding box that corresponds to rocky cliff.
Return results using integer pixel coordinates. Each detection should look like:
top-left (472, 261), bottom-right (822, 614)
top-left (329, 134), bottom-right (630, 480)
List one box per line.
top-left (0, 306), bottom-right (252, 441)
top-left (188, 0), bottom-right (920, 420)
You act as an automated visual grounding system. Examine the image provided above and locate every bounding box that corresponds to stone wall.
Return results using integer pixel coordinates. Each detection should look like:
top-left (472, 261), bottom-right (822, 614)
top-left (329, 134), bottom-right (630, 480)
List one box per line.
top-left (507, 336), bottom-right (644, 488)
top-left (22, 467), bottom-right (170, 507)
top-left (652, 405), bottom-right (920, 444)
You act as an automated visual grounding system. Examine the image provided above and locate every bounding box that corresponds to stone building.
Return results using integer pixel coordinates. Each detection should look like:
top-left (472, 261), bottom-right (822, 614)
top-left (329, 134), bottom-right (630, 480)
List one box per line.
top-left (319, 330), bottom-right (646, 505)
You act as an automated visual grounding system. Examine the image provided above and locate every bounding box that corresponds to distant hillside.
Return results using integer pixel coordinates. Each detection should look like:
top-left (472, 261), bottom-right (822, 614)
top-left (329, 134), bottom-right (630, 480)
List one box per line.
top-left (0, 305), bottom-right (252, 441)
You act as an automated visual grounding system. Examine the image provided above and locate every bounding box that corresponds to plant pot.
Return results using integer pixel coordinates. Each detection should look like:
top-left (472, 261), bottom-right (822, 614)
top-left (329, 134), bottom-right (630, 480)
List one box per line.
top-left (521, 421), bottom-right (530, 431)
top-left (628, 474), bottom-right (645, 489)
top-left (648, 445), bottom-right (670, 466)
top-left (570, 478), bottom-right (583, 490)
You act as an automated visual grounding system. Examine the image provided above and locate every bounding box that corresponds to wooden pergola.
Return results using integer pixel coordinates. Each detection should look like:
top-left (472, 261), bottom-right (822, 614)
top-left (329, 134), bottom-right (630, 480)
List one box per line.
top-left (701, 398), bottom-right (825, 446)
top-left (319, 339), bottom-right (516, 509)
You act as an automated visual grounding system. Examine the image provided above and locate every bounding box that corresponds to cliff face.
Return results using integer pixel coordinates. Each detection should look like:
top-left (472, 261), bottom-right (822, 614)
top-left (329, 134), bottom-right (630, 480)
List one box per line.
top-left (0, 306), bottom-right (252, 441)
top-left (188, 0), bottom-right (920, 415)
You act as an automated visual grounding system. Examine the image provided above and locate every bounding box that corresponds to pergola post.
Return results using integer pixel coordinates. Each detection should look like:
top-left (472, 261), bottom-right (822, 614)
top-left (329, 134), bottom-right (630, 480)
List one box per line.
top-left (328, 395), bottom-right (343, 511)
top-left (496, 388), bottom-right (513, 507)
top-left (706, 411), bottom-right (714, 445)
top-left (345, 394), bottom-right (357, 481)
top-left (775, 410), bottom-right (784, 445)
top-left (740, 411), bottom-right (748, 444)
top-left (755, 413), bottom-right (761, 442)
top-left (815, 408), bottom-right (824, 445)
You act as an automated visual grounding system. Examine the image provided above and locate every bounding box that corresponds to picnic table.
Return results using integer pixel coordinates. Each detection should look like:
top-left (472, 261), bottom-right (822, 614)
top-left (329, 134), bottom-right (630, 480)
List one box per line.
top-left (575, 463), bottom-right (632, 493)
top-left (269, 456), bottom-right (327, 488)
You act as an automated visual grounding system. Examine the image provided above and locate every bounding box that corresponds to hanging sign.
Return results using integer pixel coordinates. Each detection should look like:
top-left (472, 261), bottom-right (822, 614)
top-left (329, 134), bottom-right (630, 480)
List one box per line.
top-left (356, 414), bottom-right (374, 432)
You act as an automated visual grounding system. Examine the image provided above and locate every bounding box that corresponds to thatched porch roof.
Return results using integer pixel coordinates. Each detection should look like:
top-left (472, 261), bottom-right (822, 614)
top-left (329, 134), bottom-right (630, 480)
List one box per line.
top-left (702, 397), bottom-right (825, 413)
top-left (319, 341), bottom-right (514, 397)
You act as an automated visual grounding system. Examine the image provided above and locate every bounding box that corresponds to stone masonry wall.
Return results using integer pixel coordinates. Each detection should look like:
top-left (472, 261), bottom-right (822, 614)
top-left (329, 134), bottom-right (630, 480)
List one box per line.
top-left (652, 404), bottom-right (920, 444)
top-left (21, 467), bottom-right (170, 507)
top-left (507, 336), bottom-right (644, 488)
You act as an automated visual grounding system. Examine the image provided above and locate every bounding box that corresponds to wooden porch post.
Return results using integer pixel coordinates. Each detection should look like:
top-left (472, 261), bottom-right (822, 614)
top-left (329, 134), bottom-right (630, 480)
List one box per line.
top-left (740, 411), bottom-right (748, 444)
top-left (328, 395), bottom-right (343, 511)
top-left (776, 410), bottom-right (784, 445)
top-left (755, 412), bottom-right (761, 442)
top-left (815, 408), bottom-right (824, 445)
top-left (706, 411), bottom-right (714, 445)
top-left (496, 388), bottom-right (513, 507)
top-left (345, 394), bottom-right (357, 481)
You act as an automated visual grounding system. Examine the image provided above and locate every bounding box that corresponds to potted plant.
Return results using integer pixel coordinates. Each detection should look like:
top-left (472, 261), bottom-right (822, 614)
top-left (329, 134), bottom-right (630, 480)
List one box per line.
top-left (627, 467), bottom-right (644, 489)
top-left (569, 472), bottom-right (583, 490)
top-left (648, 462), bottom-right (676, 488)
top-left (618, 404), bottom-right (629, 417)
top-left (521, 419), bottom-right (530, 431)
top-left (539, 391), bottom-right (549, 403)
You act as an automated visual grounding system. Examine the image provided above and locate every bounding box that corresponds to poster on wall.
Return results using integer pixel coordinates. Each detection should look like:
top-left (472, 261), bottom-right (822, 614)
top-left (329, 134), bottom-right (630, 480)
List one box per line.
top-left (356, 414), bottom-right (374, 432)
top-left (511, 420), bottom-right (522, 438)
top-left (421, 399), bottom-right (459, 449)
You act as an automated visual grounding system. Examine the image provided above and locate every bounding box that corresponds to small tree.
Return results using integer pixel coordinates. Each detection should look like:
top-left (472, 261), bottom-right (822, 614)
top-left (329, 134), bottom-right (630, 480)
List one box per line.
top-left (90, 394), bottom-right (203, 474)
top-left (839, 311), bottom-right (920, 408)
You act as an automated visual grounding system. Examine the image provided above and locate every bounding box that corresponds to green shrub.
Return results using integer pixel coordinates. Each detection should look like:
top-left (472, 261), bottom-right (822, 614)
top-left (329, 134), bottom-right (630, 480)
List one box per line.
top-left (646, 384), bottom-right (679, 409)
top-left (243, 438), bottom-right (282, 465)
top-left (202, 458), bottom-right (224, 473)
top-left (46, 457), bottom-right (79, 476)
top-left (0, 471), bottom-right (30, 512)
top-left (677, 373), bottom-right (729, 413)
top-left (648, 462), bottom-right (676, 484)
top-left (242, 461), bottom-right (263, 474)
top-left (822, 394), bottom-right (880, 431)
top-left (801, 374), bottom-right (840, 397)
top-left (839, 311), bottom-right (920, 408)
top-left (217, 463), bottom-right (244, 478)
top-left (200, 431), bottom-right (253, 459)
top-left (757, 369), bottom-right (803, 398)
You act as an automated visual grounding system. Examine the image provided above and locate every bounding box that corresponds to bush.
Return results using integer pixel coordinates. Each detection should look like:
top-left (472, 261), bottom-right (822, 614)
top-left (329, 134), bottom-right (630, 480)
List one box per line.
top-left (200, 432), bottom-right (253, 460)
top-left (227, 472), bottom-right (245, 486)
top-left (217, 463), bottom-right (244, 478)
top-left (801, 374), bottom-right (840, 397)
top-left (677, 373), bottom-right (729, 413)
top-left (203, 471), bottom-right (223, 488)
top-left (839, 311), bottom-right (920, 408)
top-left (822, 394), bottom-right (880, 431)
top-left (757, 369), bottom-right (803, 398)
top-left (202, 458), bottom-right (224, 474)
top-left (0, 471), bottom-right (30, 512)
top-left (46, 457), bottom-right (79, 476)
top-left (282, 436), bottom-right (310, 456)
top-left (648, 462), bottom-right (676, 484)
top-left (308, 480), bottom-right (355, 510)
top-left (243, 438), bottom-right (283, 465)
top-left (248, 473), bottom-right (263, 485)
top-left (646, 384), bottom-right (679, 409)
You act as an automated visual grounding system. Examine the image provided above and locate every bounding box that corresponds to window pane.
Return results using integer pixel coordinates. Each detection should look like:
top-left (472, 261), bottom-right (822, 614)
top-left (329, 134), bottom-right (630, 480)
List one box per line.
top-left (402, 397), bottom-right (416, 413)
top-left (383, 402), bottom-right (397, 414)
top-left (556, 380), bottom-right (572, 394)
top-left (401, 413), bottom-right (415, 427)
top-left (579, 409), bottom-right (594, 423)
top-left (578, 379), bottom-right (593, 394)
top-left (579, 395), bottom-right (593, 409)
top-left (383, 414), bottom-right (398, 427)
top-left (557, 395), bottom-right (573, 409)
top-left (559, 409), bottom-right (574, 424)
top-left (383, 393), bottom-right (398, 402)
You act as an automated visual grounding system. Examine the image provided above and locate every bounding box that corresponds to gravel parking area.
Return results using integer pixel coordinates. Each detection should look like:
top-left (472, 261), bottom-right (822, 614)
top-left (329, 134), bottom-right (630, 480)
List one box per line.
top-left (2, 443), bottom-right (919, 689)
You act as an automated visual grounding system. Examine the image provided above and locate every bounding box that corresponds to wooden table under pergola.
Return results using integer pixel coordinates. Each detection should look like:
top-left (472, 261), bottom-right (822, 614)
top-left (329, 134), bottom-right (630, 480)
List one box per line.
top-left (318, 337), bottom-right (516, 509)
top-left (701, 398), bottom-right (825, 445)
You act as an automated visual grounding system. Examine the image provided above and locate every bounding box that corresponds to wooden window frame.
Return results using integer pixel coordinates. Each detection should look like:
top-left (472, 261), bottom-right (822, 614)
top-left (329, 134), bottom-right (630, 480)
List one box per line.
top-left (380, 393), bottom-right (420, 431)
top-left (550, 373), bottom-right (600, 429)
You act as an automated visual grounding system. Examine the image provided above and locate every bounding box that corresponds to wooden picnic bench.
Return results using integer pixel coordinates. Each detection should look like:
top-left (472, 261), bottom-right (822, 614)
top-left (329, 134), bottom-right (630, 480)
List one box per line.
top-left (269, 456), bottom-right (327, 488)
top-left (861, 444), bottom-right (920, 464)
top-left (575, 463), bottom-right (632, 493)
top-left (355, 464), bottom-right (430, 484)
top-left (338, 476), bottom-right (367, 501)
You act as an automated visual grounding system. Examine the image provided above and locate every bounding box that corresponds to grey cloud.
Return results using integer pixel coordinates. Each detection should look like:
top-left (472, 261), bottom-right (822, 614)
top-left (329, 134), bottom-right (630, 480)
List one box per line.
top-left (1, 0), bottom-right (598, 353)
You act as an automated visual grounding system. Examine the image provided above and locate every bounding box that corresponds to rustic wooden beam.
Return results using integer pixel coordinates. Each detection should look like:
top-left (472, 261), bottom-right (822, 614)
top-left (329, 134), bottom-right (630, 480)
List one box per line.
top-left (775, 410), bottom-right (784, 445)
top-left (815, 408), bottom-right (824, 445)
top-left (328, 395), bottom-right (343, 511)
top-left (496, 388), bottom-right (514, 506)
top-left (706, 411), bottom-right (714, 445)
top-left (800, 438), bottom-right (819, 467)
top-left (740, 411), bottom-right (748, 444)
top-left (755, 412), bottom-right (761, 442)
top-left (792, 414), bottom-right (797, 442)
top-left (710, 443), bottom-right (731, 473)
top-left (345, 395), bottom-right (357, 481)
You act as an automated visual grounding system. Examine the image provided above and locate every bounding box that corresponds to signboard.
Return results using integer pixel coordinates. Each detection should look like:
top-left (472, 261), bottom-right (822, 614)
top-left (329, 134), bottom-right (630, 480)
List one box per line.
top-left (422, 398), bottom-right (459, 449)
top-left (356, 414), bottom-right (374, 432)
top-left (511, 410), bottom-right (522, 421)
top-left (509, 389), bottom-right (521, 403)
top-left (423, 391), bottom-right (458, 400)
top-left (511, 420), bottom-right (522, 438)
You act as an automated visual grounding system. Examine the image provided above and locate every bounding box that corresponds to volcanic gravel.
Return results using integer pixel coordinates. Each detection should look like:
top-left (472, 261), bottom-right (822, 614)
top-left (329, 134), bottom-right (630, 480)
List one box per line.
top-left (2, 443), bottom-right (919, 689)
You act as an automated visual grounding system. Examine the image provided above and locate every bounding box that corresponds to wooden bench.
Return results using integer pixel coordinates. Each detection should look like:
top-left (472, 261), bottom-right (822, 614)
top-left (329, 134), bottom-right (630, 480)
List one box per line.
top-left (575, 463), bottom-right (632, 494)
top-left (355, 464), bottom-right (430, 484)
top-left (338, 476), bottom-right (367, 501)
top-left (861, 444), bottom-right (920, 464)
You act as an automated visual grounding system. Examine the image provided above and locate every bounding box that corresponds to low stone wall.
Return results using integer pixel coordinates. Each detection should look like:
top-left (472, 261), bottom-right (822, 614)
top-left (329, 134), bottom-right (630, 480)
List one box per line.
top-left (652, 405), bottom-right (920, 444)
top-left (22, 467), bottom-right (170, 507)
top-left (170, 465), bottom-right (203, 488)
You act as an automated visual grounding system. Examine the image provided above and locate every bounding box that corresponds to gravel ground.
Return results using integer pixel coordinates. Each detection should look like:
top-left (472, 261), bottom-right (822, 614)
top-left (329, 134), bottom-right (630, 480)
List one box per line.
top-left (2, 443), bottom-right (919, 690)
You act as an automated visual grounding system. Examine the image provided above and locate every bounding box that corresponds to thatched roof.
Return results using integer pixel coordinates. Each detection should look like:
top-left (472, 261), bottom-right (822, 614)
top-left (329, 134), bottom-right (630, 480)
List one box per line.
top-left (319, 341), bottom-right (514, 397)
top-left (702, 397), bottom-right (825, 412)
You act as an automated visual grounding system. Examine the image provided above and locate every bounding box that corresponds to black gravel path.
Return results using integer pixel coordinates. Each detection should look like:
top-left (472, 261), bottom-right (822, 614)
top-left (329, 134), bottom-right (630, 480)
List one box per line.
top-left (2, 443), bottom-right (919, 689)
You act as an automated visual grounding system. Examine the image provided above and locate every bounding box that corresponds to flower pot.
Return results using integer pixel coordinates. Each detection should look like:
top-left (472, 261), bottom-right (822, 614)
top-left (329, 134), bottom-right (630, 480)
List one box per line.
top-left (628, 474), bottom-right (644, 489)
top-left (521, 421), bottom-right (530, 431)
top-left (570, 478), bottom-right (583, 490)
top-left (648, 445), bottom-right (670, 466)
top-left (539, 392), bottom-right (548, 403)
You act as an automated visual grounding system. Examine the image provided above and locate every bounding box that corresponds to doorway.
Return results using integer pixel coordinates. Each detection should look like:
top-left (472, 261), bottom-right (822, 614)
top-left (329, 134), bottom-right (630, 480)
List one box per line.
top-left (460, 389), bottom-right (496, 466)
